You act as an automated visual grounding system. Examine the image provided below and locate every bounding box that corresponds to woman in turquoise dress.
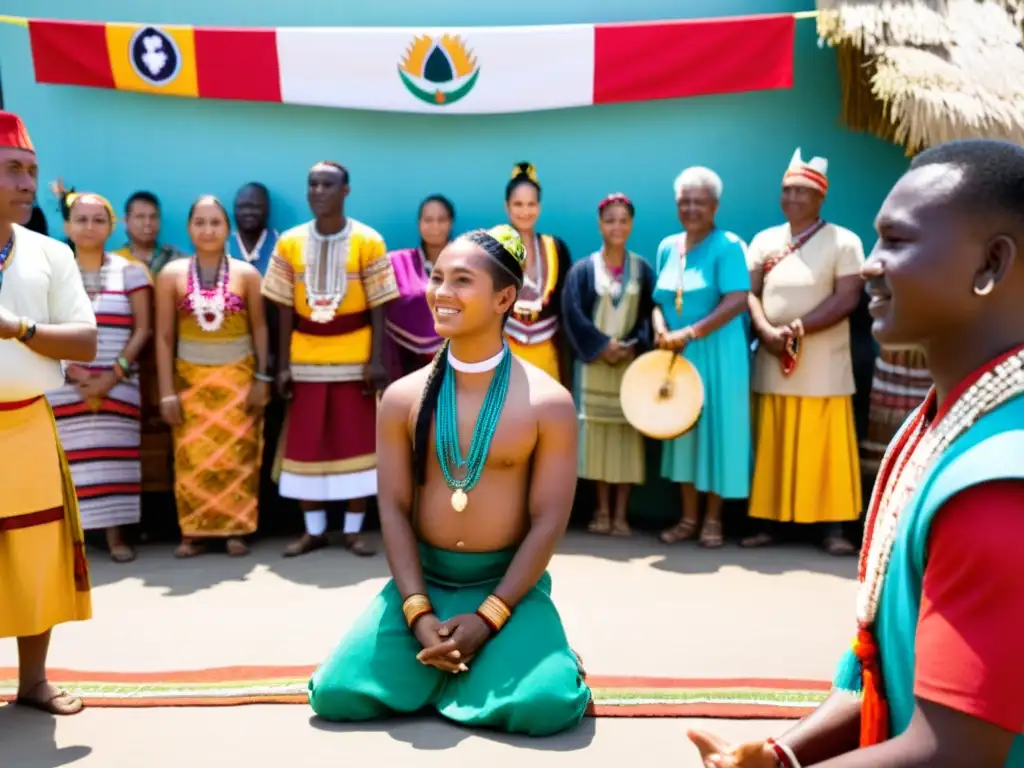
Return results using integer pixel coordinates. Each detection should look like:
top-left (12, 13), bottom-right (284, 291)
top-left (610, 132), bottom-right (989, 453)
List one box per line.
top-left (653, 167), bottom-right (752, 547)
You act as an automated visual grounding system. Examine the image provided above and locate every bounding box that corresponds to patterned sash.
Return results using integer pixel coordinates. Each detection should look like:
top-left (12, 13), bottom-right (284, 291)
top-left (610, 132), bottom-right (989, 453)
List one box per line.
top-left (763, 219), bottom-right (827, 276)
top-left (765, 220), bottom-right (828, 376)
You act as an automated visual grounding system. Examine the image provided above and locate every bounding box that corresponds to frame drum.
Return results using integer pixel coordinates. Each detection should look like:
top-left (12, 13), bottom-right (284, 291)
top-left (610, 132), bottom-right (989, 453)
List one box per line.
top-left (619, 349), bottom-right (704, 440)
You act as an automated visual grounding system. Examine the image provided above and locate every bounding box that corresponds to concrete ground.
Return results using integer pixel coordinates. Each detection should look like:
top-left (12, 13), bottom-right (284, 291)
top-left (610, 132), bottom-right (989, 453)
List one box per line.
top-left (0, 531), bottom-right (857, 767)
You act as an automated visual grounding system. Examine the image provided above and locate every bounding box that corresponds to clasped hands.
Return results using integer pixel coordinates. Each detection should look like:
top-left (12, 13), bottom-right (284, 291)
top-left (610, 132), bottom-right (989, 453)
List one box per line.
top-left (413, 613), bottom-right (491, 675)
top-left (600, 338), bottom-right (635, 366)
top-left (759, 318), bottom-right (805, 357)
top-left (65, 364), bottom-right (117, 401)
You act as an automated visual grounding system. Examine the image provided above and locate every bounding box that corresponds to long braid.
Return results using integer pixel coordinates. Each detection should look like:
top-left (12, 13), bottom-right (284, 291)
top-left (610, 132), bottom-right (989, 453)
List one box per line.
top-left (413, 339), bottom-right (451, 485)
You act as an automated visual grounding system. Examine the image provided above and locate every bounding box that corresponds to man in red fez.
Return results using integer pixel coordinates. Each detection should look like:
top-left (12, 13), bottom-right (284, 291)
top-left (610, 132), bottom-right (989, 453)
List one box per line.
top-left (0, 111), bottom-right (98, 715)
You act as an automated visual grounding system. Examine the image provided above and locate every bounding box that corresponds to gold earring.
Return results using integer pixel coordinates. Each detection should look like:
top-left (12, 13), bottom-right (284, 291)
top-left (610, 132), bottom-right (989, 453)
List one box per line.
top-left (974, 277), bottom-right (995, 297)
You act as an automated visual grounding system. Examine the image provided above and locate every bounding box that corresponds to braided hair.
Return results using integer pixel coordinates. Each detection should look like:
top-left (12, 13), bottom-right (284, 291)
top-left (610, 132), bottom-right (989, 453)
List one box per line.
top-left (411, 225), bottom-right (527, 485)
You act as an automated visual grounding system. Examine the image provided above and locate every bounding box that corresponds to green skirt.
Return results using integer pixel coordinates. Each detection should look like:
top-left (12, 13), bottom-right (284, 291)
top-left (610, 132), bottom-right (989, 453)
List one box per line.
top-left (578, 359), bottom-right (645, 484)
top-left (308, 543), bottom-right (591, 736)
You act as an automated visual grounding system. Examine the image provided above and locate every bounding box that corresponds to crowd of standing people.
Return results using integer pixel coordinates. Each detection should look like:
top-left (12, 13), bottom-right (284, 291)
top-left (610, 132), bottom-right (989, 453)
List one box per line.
top-left (21, 147), bottom-right (929, 564)
top-left (3, 108), bottom-right (1023, 766)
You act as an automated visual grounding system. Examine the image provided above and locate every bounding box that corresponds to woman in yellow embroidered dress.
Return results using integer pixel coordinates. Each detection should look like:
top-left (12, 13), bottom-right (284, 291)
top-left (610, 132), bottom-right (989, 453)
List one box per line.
top-left (155, 196), bottom-right (270, 558)
top-left (503, 163), bottom-right (572, 385)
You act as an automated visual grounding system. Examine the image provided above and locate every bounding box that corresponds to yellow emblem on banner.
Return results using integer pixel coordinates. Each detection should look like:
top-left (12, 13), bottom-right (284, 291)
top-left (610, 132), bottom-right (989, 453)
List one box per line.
top-left (398, 34), bottom-right (480, 106)
top-left (106, 23), bottom-right (198, 98)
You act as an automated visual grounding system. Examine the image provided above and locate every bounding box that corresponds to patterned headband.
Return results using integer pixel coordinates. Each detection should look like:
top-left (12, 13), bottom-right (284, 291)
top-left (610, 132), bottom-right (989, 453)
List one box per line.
top-left (485, 224), bottom-right (527, 270)
top-left (598, 192), bottom-right (634, 214)
top-left (67, 192), bottom-right (117, 224)
top-left (459, 225), bottom-right (526, 286)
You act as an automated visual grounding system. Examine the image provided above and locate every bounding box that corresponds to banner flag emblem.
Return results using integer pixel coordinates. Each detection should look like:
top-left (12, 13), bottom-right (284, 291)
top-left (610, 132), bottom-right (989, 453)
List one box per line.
top-left (398, 34), bottom-right (480, 106)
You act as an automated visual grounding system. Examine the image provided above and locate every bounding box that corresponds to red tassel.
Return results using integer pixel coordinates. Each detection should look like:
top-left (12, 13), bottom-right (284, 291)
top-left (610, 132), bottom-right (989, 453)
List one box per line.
top-left (852, 628), bottom-right (889, 746)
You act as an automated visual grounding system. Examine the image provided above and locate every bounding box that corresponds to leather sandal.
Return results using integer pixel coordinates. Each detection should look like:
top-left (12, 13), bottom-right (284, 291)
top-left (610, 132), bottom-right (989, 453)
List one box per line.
top-left (16, 684), bottom-right (84, 716)
top-left (659, 518), bottom-right (699, 544)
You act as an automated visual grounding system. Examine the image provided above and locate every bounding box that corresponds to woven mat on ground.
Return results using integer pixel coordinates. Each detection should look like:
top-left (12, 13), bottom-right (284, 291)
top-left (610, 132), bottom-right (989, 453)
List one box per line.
top-left (0, 666), bottom-right (829, 718)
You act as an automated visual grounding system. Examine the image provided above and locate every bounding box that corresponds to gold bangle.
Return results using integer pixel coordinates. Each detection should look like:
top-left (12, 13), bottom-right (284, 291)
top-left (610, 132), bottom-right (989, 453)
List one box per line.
top-left (16, 318), bottom-right (28, 341)
top-left (476, 594), bottom-right (512, 633)
top-left (402, 594), bottom-right (432, 628)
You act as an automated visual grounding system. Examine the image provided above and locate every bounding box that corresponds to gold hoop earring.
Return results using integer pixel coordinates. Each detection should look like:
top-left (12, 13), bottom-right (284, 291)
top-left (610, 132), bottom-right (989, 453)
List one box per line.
top-left (974, 277), bottom-right (995, 297)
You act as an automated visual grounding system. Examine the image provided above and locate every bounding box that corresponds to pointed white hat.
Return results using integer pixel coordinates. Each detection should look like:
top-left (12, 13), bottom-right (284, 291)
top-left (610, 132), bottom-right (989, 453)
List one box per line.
top-left (783, 148), bottom-right (829, 194)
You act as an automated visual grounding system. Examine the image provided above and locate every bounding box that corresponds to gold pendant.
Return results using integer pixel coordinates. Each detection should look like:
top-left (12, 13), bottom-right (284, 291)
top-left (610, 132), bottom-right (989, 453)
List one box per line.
top-left (451, 488), bottom-right (468, 512)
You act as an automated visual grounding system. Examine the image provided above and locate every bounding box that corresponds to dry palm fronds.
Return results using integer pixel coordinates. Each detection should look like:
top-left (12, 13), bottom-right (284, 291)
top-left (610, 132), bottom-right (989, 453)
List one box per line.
top-left (817, 0), bottom-right (952, 50)
top-left (818, 0), bottom-right (1024, 151)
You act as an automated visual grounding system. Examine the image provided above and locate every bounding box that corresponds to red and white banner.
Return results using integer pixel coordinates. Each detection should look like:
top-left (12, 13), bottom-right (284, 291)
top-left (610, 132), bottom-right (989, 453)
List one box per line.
top-left (27, 15), bottom-right (795, 114)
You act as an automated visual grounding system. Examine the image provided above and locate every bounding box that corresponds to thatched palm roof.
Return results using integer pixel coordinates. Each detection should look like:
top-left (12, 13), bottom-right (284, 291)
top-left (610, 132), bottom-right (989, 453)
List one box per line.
top-left (816, 0), bottom-right (1024, 152)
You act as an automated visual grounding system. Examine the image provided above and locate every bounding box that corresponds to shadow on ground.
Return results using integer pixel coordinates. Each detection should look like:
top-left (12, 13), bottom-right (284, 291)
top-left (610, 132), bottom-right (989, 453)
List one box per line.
top-left (0, 705), bottom-right (92, 767)
top-left (84, 524), bottom-right (856, 598)
top-left (307, 713), bottom-right (597, 751)
top-left (86, 530), bottom-right (393, 597)
top-left (555, 531), bottom-right (859, 579)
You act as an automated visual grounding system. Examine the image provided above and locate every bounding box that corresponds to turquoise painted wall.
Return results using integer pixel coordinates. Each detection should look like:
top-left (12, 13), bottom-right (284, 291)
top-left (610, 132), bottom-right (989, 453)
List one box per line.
top-left (1, 0), bottom-right (908, 262)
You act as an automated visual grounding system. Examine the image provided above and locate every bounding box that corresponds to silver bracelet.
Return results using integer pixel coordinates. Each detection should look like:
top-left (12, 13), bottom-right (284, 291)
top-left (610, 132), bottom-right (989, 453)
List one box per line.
top-left (253, 372), bottom-right (274, 383)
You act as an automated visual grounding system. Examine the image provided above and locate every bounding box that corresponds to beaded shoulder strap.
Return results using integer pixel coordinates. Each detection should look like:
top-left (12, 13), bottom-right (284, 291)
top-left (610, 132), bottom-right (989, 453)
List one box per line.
top-left (856, 348), bottom-right (1024, 626)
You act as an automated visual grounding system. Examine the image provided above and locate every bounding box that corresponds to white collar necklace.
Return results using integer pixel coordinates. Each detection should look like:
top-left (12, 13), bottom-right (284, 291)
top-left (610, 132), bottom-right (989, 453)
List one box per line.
top-left (447, 343), bottom-right (507, 373)
top-left (234, 229), bottom-right (269, 264)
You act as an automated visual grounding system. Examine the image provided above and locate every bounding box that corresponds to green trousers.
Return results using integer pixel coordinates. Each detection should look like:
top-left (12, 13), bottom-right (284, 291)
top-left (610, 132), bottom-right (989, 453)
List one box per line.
top-left (308, 543), bottom-right (591, 736)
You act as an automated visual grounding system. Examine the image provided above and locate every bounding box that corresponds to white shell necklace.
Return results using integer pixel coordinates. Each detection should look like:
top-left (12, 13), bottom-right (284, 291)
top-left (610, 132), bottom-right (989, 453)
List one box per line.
top-left (304, 220), bottom-right (351, 324)
top-left (189, 255), bottom-right (229, 333)
top-left (447, 343), bottom-right (507, 373)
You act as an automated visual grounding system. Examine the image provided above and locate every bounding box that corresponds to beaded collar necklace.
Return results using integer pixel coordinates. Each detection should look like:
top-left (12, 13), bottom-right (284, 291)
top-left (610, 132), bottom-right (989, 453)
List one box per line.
top-left (856, 347), bottom-right (1024, 627)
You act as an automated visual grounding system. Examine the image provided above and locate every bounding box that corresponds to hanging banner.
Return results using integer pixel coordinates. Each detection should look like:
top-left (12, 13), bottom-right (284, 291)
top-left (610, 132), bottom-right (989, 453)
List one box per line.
top-left (26, 14), bottom-right (795, 115)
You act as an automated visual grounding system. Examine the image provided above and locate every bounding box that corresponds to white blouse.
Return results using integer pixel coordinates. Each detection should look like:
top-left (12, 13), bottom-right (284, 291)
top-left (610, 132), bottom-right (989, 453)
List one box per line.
top-left (0, 224), bottom-right (96, 400)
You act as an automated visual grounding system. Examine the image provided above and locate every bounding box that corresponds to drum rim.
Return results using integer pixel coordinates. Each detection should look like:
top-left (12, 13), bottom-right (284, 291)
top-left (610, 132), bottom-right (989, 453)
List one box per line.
top-left (619, 349), bottom-right (705, 440)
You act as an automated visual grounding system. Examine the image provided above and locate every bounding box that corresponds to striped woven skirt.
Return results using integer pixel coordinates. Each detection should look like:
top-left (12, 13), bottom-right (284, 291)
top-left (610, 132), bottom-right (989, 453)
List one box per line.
top-left (577, 360), bottom-right (645, 485)
top-left (47, 378), bottom-right (143, 531)
top-left (860, 348), bottom-right (931, 478)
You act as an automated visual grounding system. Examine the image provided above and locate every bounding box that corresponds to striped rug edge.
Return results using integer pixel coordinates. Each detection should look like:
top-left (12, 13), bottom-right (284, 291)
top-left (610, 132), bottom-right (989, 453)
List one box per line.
top-left (0, 667), bottom-right (829, 719)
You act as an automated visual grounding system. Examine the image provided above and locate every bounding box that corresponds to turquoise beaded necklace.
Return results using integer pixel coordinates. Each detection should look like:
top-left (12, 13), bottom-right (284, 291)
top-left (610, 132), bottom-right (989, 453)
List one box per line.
top-left (434, 344), bottom-right (512, 511)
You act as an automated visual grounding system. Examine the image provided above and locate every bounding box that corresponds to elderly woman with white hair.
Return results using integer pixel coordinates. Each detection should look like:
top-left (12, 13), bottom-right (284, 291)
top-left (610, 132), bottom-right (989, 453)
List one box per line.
top-left (652, 167), bottom-right (752, 547)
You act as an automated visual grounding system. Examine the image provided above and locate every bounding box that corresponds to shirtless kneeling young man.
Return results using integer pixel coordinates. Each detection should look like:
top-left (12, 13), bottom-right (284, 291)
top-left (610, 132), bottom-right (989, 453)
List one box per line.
top-left (308, 225), bottom-right (591, 736)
